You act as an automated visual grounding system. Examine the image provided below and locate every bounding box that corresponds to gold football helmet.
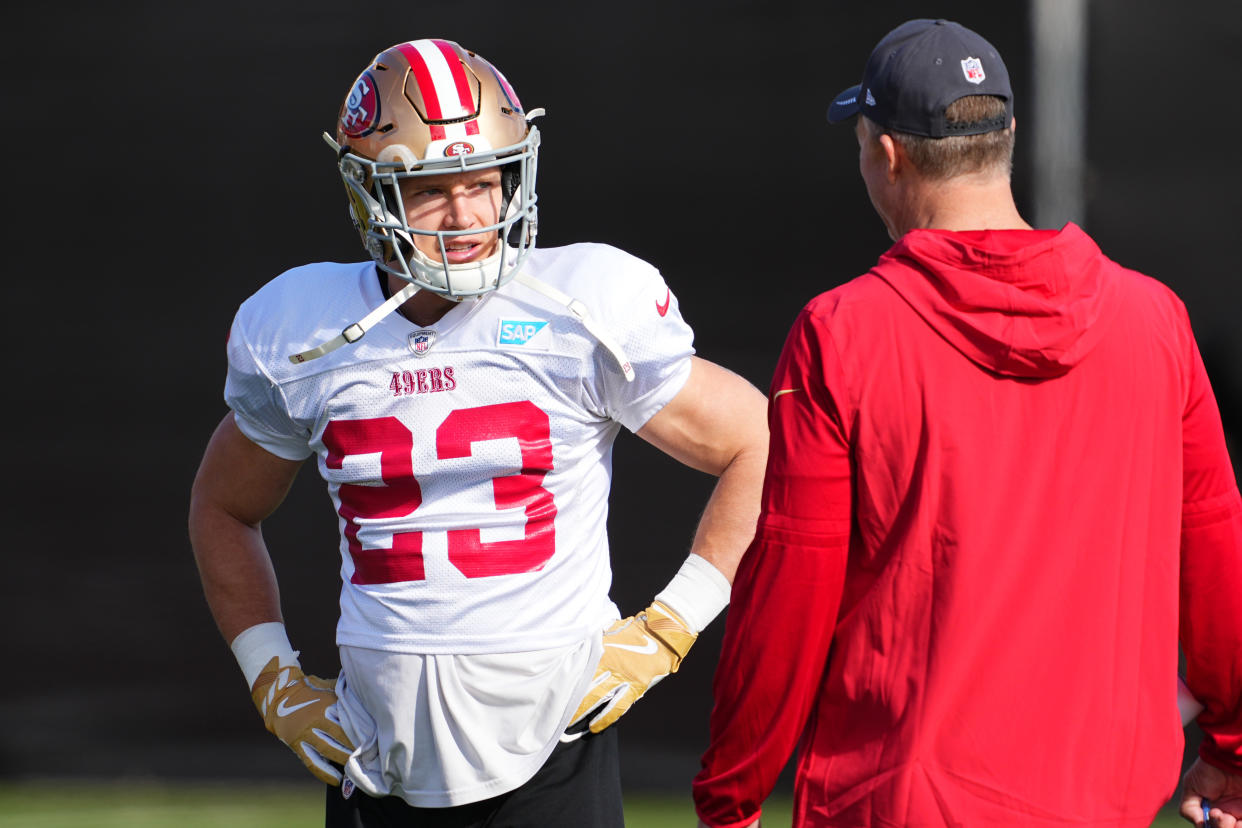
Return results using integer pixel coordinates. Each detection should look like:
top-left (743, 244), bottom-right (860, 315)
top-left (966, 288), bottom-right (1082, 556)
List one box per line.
top-left (293, 39), bottom-right (631, 375)
top-left (328, 39), bottom-right (540, 298)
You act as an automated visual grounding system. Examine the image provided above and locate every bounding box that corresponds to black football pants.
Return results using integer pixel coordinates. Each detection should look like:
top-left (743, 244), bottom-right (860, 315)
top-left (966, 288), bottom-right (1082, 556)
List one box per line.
top-left (324, 727), bottom-right (623, 828)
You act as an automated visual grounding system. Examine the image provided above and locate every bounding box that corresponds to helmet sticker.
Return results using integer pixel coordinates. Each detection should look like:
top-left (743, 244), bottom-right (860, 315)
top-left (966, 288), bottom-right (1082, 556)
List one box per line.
top-left (489, 65), bottom-right (523, 113)
top-left (444, 141), bottom-right (475, 157)
top-left (341, 72), bottom-right (381, 138)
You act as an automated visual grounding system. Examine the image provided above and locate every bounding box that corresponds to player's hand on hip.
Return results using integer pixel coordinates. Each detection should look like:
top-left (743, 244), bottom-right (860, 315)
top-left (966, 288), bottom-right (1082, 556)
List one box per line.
top-left (251, 657), bottom-right (355, 786)
top-left (1179, 758), bottom-right (1242, 827)
top-left (569, 601), bottom-right (697, 734)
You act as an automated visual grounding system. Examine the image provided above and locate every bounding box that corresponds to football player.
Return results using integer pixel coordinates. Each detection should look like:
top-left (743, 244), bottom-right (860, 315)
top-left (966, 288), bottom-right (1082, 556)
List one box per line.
top-left (188, 38), bottom-right (768, 828)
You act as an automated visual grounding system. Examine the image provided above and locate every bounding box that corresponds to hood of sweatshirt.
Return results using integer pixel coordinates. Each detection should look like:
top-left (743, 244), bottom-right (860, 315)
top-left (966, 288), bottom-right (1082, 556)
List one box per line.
top-left (873, 222), bottom-right (1119, 379)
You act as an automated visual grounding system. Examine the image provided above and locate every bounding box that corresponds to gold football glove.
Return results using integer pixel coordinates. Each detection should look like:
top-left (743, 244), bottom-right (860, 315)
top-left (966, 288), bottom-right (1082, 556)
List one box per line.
top-left (570, 601), bottom-right (697, 734)
top-left (250, 657), bottom-right (355, 786)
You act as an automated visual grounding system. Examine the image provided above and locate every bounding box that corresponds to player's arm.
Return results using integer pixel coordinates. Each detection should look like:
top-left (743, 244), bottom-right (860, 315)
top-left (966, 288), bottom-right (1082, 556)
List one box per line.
top-left (189, 413), bottom-right (294, 641)
top-left (636, 356), bottom-right (770, 582)
top-left (189, 412), bottom-right (354, 785)
top-left (569, 356), bottom-right (768, 734)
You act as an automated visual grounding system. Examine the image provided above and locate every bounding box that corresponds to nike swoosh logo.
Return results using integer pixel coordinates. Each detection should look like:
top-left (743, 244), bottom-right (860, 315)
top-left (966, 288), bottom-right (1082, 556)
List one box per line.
top-left (276, 697), bottom-right (321, 717)
top-left (773, 388), bottom-right (802, 399)
top-left (655, 289), bottom-right (671, 317)
top-left (605, 635), bottom-right (659, 655)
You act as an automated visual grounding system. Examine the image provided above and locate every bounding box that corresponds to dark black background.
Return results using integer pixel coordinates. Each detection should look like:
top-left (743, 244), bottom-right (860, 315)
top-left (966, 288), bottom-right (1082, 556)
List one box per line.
top-left (6, 0), bottom-right (1238, 809)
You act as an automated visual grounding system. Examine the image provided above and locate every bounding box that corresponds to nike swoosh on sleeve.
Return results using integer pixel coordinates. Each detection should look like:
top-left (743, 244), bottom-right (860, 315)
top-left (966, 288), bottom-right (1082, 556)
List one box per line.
top-left (655, 289), bottom-right (671, 317)
top-left (772, 388), bottom-right (802, 399)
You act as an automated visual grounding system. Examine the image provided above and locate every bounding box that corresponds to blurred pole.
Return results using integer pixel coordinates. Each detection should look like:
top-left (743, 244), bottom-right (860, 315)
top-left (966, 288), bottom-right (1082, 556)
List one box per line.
top-left (1029, 0), bottom-right (1088, 229)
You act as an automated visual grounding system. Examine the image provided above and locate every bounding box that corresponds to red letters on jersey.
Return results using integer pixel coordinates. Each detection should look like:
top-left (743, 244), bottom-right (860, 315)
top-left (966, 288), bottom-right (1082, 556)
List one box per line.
top-left (390, 367), bottom-right (456, 396)
top-left (322, 402), bottom-right (557, 585)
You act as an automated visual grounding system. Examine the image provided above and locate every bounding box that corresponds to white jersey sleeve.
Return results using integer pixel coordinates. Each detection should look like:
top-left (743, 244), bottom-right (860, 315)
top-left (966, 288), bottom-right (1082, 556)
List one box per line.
top-left (224, 315), bottom-right (314, 461)
top-left (535, 243), bottom-right (696, 432)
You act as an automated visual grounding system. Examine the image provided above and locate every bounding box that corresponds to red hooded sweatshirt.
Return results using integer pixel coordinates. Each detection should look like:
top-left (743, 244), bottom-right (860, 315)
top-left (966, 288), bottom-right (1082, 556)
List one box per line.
top-left (694, 224), bottom-right (1242, 827)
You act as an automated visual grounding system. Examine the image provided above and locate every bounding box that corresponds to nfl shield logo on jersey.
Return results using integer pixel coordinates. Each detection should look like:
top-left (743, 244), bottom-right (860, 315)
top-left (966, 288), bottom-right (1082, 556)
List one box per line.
top-left (960, 57), bottom-right (986, 84)
top-left (409, 329), bottom-right (437, 357)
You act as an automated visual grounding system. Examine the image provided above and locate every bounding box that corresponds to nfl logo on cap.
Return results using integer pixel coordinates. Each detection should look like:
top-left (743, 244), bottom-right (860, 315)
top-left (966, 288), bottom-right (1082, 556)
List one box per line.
top-left (960, 57), bottom-right (986, 84)
top-left (409, 329), bottom-right (436, 357)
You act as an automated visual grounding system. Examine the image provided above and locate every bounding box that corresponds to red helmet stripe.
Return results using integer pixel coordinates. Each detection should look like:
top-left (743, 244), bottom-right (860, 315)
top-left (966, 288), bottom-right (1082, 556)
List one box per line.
top-left (432, 40), bottom-right (478, 116)
top-left (396, 42), bottom-right (446, 140)
top-left (397, 42), bottom-right (443, 119)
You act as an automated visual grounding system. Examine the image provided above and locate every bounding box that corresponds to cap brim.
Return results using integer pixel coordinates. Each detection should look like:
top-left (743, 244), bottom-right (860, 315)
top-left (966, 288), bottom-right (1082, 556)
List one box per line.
top-left (827, 84), bottom-right (862, 124)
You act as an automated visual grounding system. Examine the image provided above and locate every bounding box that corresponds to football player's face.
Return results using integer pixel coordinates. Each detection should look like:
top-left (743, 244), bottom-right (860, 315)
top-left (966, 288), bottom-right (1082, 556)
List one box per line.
top-left (399, 168), bottom-right (503, 263)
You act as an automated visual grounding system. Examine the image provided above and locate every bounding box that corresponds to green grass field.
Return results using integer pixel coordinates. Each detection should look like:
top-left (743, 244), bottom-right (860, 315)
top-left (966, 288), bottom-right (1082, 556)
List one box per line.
top-left (0, 780), bottom-right (1189, 827)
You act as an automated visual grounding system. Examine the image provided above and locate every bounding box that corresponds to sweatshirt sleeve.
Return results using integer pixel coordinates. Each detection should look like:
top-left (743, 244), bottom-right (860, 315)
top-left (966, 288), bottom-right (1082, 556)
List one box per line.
top-left (1178, 325), bottom-right (1242, 773)
top-left (693, 307), bottom-right (852, 827)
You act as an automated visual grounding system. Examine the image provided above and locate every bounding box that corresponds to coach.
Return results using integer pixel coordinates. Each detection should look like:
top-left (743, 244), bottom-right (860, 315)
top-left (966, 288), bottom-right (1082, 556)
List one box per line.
top-left (693, 18), bottom-right (1242, 828)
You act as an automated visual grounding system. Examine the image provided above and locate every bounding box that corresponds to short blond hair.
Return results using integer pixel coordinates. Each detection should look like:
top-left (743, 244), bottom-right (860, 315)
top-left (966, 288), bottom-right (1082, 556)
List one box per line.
top-left (865, 96), bottom-right (1014, 180)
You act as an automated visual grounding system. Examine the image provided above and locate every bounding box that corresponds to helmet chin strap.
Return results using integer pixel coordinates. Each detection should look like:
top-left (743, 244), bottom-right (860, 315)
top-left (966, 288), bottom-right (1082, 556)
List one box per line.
top-left (512, 273), bottom-right (634, 382)
top-left (288, 239), bottom-right (505, 365)
top-left (289, 265), bottom-right (634, 381)
top-left (290, 241), bottom-right (634, 380)
top-left (288, 279), bottom-right (421, 363)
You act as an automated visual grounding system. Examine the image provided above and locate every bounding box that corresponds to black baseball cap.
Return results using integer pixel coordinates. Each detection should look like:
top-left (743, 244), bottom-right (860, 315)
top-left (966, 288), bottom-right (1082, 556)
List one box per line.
top-left (827, 19), bottom-right (1013, 137)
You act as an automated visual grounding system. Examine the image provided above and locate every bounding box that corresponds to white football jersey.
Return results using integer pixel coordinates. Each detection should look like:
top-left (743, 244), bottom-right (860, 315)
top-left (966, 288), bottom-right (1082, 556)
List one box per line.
top-left (223, 243), bottom-right (695, 804)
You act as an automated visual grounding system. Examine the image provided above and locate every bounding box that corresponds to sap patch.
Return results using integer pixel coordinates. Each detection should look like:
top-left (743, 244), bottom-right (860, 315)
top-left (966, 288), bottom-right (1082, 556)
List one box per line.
top-left (497, 319), bottom-right (549, 348)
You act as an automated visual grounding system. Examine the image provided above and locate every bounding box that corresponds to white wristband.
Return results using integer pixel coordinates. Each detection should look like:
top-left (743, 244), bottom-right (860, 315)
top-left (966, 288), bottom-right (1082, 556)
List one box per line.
top-left (654, 553), bottom-right (732, 634)
top-left (230, 622), bottom-right (300, 689)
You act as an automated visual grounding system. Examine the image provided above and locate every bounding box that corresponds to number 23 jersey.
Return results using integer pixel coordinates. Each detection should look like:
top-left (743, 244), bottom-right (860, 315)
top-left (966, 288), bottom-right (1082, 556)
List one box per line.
top-left (223, 242), bottom-right (695, 655)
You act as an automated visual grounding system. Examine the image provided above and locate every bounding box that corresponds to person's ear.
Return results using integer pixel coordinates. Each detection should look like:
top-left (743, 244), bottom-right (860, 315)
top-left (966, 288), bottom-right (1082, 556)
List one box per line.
top-left (878, 133), bottom-right (902, 183)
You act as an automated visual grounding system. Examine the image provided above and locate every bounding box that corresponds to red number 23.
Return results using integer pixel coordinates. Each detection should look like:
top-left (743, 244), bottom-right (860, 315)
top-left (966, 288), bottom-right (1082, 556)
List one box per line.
top-left (322, 401), bottom-right (557, 585)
